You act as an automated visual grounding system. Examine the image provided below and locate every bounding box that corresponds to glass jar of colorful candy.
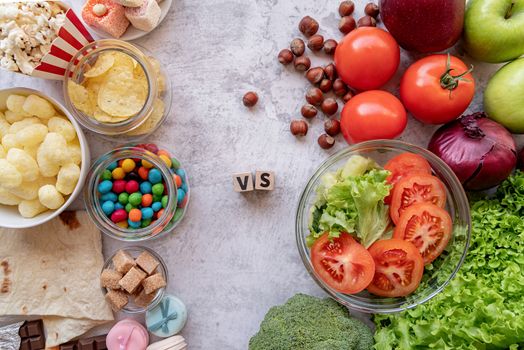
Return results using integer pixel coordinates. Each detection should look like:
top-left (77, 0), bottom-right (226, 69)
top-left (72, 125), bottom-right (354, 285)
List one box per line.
top-left (84, 143), bottom-right (189, 241)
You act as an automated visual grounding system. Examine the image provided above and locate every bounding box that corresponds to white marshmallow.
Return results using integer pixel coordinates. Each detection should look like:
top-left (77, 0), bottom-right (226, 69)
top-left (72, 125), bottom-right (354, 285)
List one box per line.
top-left (124, 0), bottom-right (161, 32)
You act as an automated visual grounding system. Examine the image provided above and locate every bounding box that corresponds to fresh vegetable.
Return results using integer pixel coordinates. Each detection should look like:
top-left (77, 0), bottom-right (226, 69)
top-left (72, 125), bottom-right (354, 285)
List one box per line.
top-left (484, 58), bottom-right (524, 133)
top-left (393, 203), bottom-right (452, 265)
top-left (428, 112), bottom-right (517, 190)
top-left (400, 54), bottom-right (474, 125)
top-left (311, 233), bottom-right (375, 294)
top-left (249, 293), bottom-right (374, 350)
top-left (334, 27), bottom-right (400, 91)
top-left (374, 171), bottom-right (524, 349)
top-left (380, 0), bottom-right (464, 53)
top-left (389, 174), bottom-right (446, 225)
top-left (464, 0), bottom-right (524, 63)
top-left (340, 90), bottom-right (407, 144)
top-left (366, 238), bottom-right (424, 297)
top-left (308, 156), bottom-right (392, 248)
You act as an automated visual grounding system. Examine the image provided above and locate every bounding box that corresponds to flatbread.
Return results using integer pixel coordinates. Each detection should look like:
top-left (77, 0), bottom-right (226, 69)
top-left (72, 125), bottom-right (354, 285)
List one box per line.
top-left (0, 211), bottom-right (113, 347)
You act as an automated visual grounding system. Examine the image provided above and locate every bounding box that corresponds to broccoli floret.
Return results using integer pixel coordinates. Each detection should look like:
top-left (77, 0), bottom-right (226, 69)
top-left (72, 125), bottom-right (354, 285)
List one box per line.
top-left (249, 294), bottom-right (373, 350)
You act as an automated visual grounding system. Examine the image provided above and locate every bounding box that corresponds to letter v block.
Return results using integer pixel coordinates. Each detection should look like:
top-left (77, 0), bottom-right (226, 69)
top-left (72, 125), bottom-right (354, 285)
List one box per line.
top-left (232, 172), bottom-right (254, 192)
top-left (255, 171), bottom-right (275, 191)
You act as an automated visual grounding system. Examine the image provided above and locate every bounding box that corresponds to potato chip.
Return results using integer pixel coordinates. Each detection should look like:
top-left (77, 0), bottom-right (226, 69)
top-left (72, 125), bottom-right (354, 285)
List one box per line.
top-left (126, 98), bottom-right (165, 136)
top-left (98, 77), bottom-right (148, 117)
top-left (84, 53), bottom-right (115, 78)
top-left (93, 108), bottom-right (113, 123)
top-left (111, 52), bottom-right (136, 71)
top-left (68, 81), bottom-right (91, 114)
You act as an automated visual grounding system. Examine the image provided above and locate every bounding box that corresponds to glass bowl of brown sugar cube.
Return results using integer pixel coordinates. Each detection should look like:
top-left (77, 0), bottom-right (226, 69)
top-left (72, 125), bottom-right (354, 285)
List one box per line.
top-left (101, 246), bottom-right (168, 313)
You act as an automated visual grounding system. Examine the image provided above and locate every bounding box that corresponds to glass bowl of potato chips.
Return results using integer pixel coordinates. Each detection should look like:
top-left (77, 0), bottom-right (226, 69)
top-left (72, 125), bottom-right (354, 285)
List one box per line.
top-left (63, 40), bottom-right (171, 140)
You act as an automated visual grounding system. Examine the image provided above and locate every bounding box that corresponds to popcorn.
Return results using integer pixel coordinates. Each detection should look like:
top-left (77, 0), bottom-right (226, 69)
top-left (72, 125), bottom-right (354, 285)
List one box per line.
top-left (38, 132), bottom-right (69, 164)
top-left (38, 184), bottom-right (64, 209)
top-left (18, 198), bottom-right (47, 218)
top-left (6, 95), bottom-right (30, 117)
top-left (47, 117), bottom-right (76, 142)
top-left (0, 158), bottom-right (22, 189)
top-left (16, 123), bottom-right (48, 147)
top-left (36, 145), bottom-right (59, 177)
top-left (4, 110), bottom-right (24, 123)
top-left (2, 133), bottom-right (22, 150)
top-left (8, 181), bottom-right (39, 201)
top-left (23, 94), bottom-right (56, 119)
top-left (9, 117), bottom-right (41, 134)
top-left (6, 148), bottom-right (39, 182)
top-left (56, 163), bottom-right (80, 195)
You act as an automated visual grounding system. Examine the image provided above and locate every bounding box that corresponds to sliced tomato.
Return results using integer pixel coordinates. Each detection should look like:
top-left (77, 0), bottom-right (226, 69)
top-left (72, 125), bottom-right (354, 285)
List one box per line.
top-left (394, 203), bottom-right (452, 265)
top-left (390, 174), bottom-right (446, 225)
top-left (384, 153), bottom-right (432, 204)
top-left (367, 239), bottom-right (424, 297)
top-left (311, 232), bottom-right (375, 295)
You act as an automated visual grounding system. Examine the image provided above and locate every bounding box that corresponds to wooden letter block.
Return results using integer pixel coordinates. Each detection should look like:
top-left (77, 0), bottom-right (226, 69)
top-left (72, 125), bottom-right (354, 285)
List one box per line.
top-left (255, 171), bottom-right (275, 191)
top-left (232, 172), bottom-right (254, 192)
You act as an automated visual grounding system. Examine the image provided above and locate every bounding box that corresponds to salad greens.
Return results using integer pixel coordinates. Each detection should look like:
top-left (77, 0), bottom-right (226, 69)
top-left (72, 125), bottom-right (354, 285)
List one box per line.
top-left (307, 155), bottom-right (392, 248)
top-left (373, 171), bottom-right (524, 349)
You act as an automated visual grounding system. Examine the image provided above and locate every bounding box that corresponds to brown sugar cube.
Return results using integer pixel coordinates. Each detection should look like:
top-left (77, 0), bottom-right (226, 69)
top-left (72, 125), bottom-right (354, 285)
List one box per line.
top-left (142, 273), bottom-right (166, 295)
top-left (105, 289), bottom-right (128, 311)
top-left (100, 269), bottom-right (123, 290)
top-left (119, 267), bottom-right (147, 294)
top-left (135, 251), bottom-right (160, 275)
top-left (112, 250), bottom-right (136, 274)
top-left (134, 288), bottom-right (156, 308)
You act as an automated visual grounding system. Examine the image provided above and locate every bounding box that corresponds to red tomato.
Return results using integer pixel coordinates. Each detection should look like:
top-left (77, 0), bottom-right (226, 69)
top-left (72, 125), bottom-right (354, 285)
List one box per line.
top-left (400, 54), bottom-right (475, 124)
top-left (311, 232), bottom-right (375, 294)
top-left (390, 174), bottom-right (447, 225)
top-left (340, 90), bottom-right (407, 144)
top-left (384, 153), bottom-right (432, 204)
top-left (367, 239), bottom-right (424, 297)
top-left (394, 203), bottom-right (452, 265)
top-left (334, 27), bottom-right (400, 91)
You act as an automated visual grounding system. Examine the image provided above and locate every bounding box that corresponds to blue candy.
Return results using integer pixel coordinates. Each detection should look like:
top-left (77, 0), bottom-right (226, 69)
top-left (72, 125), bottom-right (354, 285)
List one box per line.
top-left (128, 219), bottom-right (141, 228)
top-left (141, 207), bottom-right (154, 220)
top-left (100, 192), bottom-right (118, 202)
top-left (148, 168), bottom-right (162, 184)
top-left (180, 183), bottom-right (188, 193)
top-left (98, 180), bottom-right (113, 194)
top-left (175, 168), bottom-right (186, 179)
top-left (114, 202), bottom-right (124, 210)
top-left (151, 202), bottom-right (162, 212)
top-left (140, 181), bottom-right (152, 194)
top-left (177, 189), bottom-right (185, 203)
top-left (101, 201), bottom-right (115, 215)
top-left (107, 161), bottom-right (118, 171)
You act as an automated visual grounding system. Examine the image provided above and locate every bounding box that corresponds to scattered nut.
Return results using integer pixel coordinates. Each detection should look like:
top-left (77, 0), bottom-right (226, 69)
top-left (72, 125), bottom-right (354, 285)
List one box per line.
top-left (321, 98), bottom-right (338, 116)
top-left (290, 38), bottom-right (306, 56)
top-left (339, 0), bottom-right (355, 16)
top-left (319, 79), bottom-right (333, 93)
top-left (324, 63), bottom-right (337, 81)
top-left (323, 39), bottom-right (338, 55)
top-left (242, 91), bottom-right (258, 107)
top-left (306, 67), bottom-right (325, 84)
top-left (306, 87), bottom-right (324, 106)
top-left (294, 56), bottom-right (311, 72)
top-left (318, 134), bottom-right (335, 149)
top-left (278, 49), bottom-right (294, 65)
top-left (290, 120), bottom-right (308, 136)
top-left (301, 104), bottom-right (318, 119)
top-left (333, 79), bottom-right (348, 96)
top-left (324, 119), bottom-right (341, 136)
top-left (342, 91), bottom-right (354, 103)
top-left (307, 34), bottom-right (324, 51)
top-left (358, 15), bottom-right (377, 27)
top-left (364, 3), bottom-right (380, 18)
top-left (339, 16), bottom-right (356, 34)
top-left (299, 16), bottom-right (319, 36)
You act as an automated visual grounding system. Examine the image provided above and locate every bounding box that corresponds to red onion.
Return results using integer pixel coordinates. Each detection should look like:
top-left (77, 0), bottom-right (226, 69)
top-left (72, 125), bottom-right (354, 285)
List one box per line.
top-left (428, 112), bottom-right (517, 191)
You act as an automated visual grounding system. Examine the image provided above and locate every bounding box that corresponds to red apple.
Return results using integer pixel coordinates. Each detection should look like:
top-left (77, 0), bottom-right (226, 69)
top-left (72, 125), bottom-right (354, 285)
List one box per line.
top-left (379, 0), bottom-right (465, 53)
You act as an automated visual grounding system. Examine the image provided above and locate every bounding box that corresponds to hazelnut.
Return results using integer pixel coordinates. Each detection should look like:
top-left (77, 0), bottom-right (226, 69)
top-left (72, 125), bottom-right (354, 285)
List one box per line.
top-left (301, 104), bottom-right (318, 119)
top-left (323, 39), bottom-right (338, 55)
top-left (299, 16), bottom-right (319, 37)
top-left (278, 49), bottom-right (294, 65)
top-left (290, 120), bottom-right (308, 136)
top-left (339, 1), bottom-right (355, 17)
top-left (318, 134), bottom-right (335, 149)
top-left (339, 16), bottom-right (356, 34)
top-left (365, 3), bottom-right (380, 18)
top-left (358, 15), bottom-right (377, 27)
top-left (307, 34), bottom-right (324, 51)
top-left (324, 63), bottom-right (338, 81)
top-left (319, 79), bottom-right (333, 93)
top-left (290, 38), bottom-right (305, 56)
top-left (242, 91), bottom-right (258, 107)
top-left (294, 56), bottom-right (311, 72)
top-left (306, 67), bottom-right (325, 85)
top-left (306, 87), bottom-right (324, 106)
top-left (324, 119), bottom-right (341, 136)
top-left (342, 91), bottom-right (354, 103)
top-left (333, 79), bottom-right (348, 96)
top-left (321, 98), bottom-right (338, 116)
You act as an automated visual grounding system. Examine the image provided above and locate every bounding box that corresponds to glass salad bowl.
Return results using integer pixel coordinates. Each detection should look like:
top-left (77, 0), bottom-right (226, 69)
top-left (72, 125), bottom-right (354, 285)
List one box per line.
top-left (295, 140), bottom-right (471, 314)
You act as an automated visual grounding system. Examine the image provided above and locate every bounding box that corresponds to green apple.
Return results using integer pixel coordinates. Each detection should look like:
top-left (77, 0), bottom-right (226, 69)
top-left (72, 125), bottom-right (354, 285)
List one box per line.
top-left (484, 58), bottom-right (524, 133)
top-left (464, 0), bottom-right (524, 63)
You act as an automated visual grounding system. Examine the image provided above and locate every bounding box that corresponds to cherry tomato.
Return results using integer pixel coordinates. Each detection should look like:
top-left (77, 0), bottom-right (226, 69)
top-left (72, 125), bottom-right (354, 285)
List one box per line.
top-left (394, 203), bottom-right (452, 265)
top-left (383, 153), bottom-right (432, 204)
top-left (367, 239), bottom-right (424, 297)
top-left (400, 54), bottom-right (475, 125)
top-left (340, 90), bottom-right (407, 144)
top-left (390, 174), bottom-right (447, 225)
top-left (311, 232), bottom-right (375, 294)
top-left (334, 27), bottom-right (400, 91)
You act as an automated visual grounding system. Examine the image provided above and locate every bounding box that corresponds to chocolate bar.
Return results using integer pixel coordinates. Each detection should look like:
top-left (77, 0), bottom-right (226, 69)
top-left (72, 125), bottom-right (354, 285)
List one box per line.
top-left (59, 335), bottom-right (107, 350)
top-left (18, 320), bottom-right (45, 350)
